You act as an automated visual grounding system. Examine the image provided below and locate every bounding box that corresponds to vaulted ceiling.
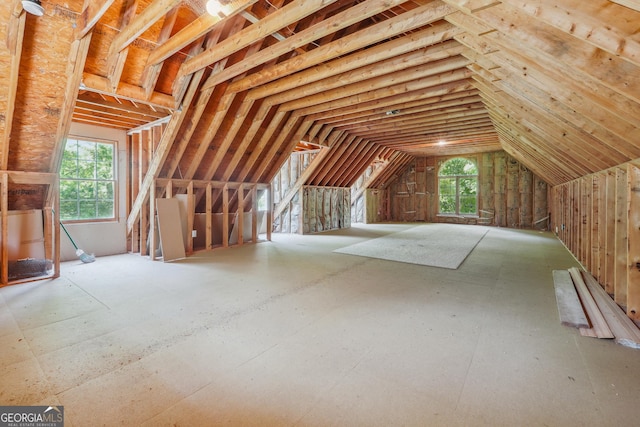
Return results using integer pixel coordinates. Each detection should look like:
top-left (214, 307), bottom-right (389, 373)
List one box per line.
top-left (1, 0), bottom-right (639, 209)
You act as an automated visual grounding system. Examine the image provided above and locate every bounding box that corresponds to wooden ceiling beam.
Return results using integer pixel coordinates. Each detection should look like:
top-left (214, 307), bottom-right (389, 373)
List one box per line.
top-left (336, 102), bottom-right (487, 132)
top-left (176, 0), bottom-right (341, 90)
top-left (371, 120), bottom-right (496, 144)
top-left (141, 7), bottom-right (179, 100)
top-left (106, 0), bottom-right (139, 93)
top-left (2, 1), bottom-right (25, 170)
top-left (145, 0), bottom-right (256, 69)
top-left (471, 58), bottom-right (640, 162)
top-left (483, 96), bottom-right (593, 178)
top-left (75, 0), bottom-right (116, 40)
top-left (296, 68), bottom-right (473, 117)
top-left (336, 143), bottom-right (384, 187)
top-left (317, 138), bottom-right (368, 186)
top-left (321, 92), bottom-right (481, 126)
top-left (75, 96), bottom-right (168, 120)
top-left (82, 72), bottom-right (175, 110)
top-left (610, 0), bottom-right (640, 12)
top-left (280, 56), bottom-right (470, 113)
top-left (383, 126), bottom-right (498, 146)
top-left (267, 40), bottom-right (466, 107)
top-left (109, 0), bottom-right (181, 55)
top-left (307, 80), bottom-right (476, 123)
top-left (201, 0), bottom-right (411, 91)
top-left (231, 1), bottom-right (458, 94)
top-left (442, 0), bottom-right (500, 14)
top-left (500, 0), bottom-right (640, 68)
top-left (475, 77), bottom-right (618, 172)
top-left (475, 3), bottom-right (640, 104)
top-left (246, 22), bottom-right (462, 100)
top-left (469, 31), bottom-right (640, 151)
top-left (308, 135), bottom-right (357, 185)
top-left (252, 115), bottom-right (311, 183)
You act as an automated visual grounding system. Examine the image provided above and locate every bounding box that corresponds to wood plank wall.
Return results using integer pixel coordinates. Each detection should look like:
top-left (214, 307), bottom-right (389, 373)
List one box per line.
top-left (385, 151), bottom-right (548, 229)
top-left (550, 161), bottom-right (640, 321)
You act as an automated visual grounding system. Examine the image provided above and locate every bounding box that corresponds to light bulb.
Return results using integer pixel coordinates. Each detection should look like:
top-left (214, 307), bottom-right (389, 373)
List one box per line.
top-left (206, 0), bottom-right (222, 16)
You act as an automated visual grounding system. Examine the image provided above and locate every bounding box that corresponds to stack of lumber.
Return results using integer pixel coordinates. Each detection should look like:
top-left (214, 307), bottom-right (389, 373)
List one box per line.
top-left (553, 268), bottom-right (640, 349)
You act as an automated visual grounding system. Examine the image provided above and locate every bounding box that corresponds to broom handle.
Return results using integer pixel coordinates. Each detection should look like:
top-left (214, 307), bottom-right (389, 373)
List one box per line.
top-left (52, 209), bottom-right (79, 250)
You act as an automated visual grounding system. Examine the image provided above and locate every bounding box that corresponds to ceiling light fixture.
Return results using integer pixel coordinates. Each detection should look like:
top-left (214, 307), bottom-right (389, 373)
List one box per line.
top-left (205, 0), bottom-right (223, 16)
top-left (385, 109), bottom-right (400, 116)
top-left (22, 0), bottom-right (44, 16)
top-left (438, 140), bottom-right (446, 145)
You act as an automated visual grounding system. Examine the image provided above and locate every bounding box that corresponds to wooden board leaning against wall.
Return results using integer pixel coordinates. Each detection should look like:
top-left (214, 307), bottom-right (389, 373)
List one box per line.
top-left (386, 151), bottom-right (549, 229)
top-left (550, 161), bottom-right (640, 322)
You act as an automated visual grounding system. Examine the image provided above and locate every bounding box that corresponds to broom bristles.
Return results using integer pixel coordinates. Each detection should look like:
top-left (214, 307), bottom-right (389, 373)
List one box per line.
top-left (76, 249), bottom-right (96, 263)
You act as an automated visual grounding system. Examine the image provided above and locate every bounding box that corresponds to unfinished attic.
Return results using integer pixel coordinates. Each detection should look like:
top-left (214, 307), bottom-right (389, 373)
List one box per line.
top-left (2, 0), bottom-right (640, 424)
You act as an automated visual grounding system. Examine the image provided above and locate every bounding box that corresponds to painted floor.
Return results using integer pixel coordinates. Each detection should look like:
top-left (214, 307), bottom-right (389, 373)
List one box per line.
top-left (1, 223), bottom-right (639, 426)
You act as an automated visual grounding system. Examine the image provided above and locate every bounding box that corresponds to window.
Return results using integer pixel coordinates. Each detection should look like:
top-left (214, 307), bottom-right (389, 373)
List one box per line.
top-left (438, 158), bottom-right (478, 216)
top-left (60, 138), bottom-right (116, 221)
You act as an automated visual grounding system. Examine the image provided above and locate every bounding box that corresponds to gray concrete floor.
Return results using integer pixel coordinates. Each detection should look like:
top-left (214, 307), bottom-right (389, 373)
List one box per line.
top-left (1, 223), bottom-right (639, 426)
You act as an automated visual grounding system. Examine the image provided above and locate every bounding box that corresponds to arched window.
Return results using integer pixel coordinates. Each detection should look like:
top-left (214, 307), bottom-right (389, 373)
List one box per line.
top-left (438, 158), bottom-right (478, 216)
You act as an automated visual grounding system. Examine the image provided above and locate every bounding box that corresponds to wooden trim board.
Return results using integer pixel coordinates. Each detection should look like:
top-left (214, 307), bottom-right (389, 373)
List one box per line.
top-left (553, 270), bottom-right (589, 328)
top-left (581, 270), bottom-right (640, 349)
top-left (569, 267), bottom-right (614, 339)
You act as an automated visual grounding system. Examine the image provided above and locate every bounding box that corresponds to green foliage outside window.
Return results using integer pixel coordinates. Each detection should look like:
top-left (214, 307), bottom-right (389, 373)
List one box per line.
top-left (438, 158), bottom-right (478, 215)
top-left (60, 138), bottom-right (115, 221)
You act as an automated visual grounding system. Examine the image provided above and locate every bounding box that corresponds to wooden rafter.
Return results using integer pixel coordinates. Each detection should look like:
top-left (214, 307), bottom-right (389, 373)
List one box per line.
top-left (75, 0), bottom-right (117, 40)
top-left (232, 2), bottom-right (458, 94)
top-left (200, 0), bottom-right (411, 91)
top-left (2, 1), bottom-right (25, 171)
top-left (144, 0), bottom-right (256, 70)
top-left (105, 0), bottom-right (140, 92)
top-left (174, 0), bottom-right (341, 91)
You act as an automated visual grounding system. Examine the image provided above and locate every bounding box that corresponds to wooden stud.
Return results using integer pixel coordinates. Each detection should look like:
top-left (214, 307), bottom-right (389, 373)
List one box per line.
top-left (1, 173), bottom-right (8, 286)
top-left (615, 167), bottom-right (628, 307)
top-left (627, 164), bottom-right (640, 320)
top-left (222, 184), bottom-right (229, 248)
top-left (206, 183), bottom-right (212, 249)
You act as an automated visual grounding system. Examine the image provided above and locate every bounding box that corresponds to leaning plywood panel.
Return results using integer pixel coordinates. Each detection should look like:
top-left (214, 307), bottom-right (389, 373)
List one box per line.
top-left (0, 210), bottom-right (45, 260)
top-left (155, 198), bottom-right (186, 262)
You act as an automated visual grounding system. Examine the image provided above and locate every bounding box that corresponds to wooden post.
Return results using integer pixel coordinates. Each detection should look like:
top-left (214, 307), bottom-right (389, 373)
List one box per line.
top-left (605, 170), bottom-right (616, 294)
top-left (187, 181), bottom-right (194, 254)
top-left (150, 185), bottom-right (157, 261)
top-left (615, 167), bottom-right (628, 307)
top-left (627, 164), bottom-right (640, 320)
top-left (222, 184), bottom-right (229, 248)
top-left (251, 185), bottom-right (258, 243)
top-left (266, 185), bottom-right (272, 241)
top-left (206, 183), bottom-right (212, 249)
top-left (52, 178), bottom-right (60, 279)
top-left (1, 173), bottom-right (8, 286)
top-left (237, 184), bottom-right (244, 245)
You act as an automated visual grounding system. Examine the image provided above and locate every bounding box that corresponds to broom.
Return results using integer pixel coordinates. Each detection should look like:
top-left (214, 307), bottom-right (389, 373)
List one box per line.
top-left (60, 221), bottom-right (95, 263)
